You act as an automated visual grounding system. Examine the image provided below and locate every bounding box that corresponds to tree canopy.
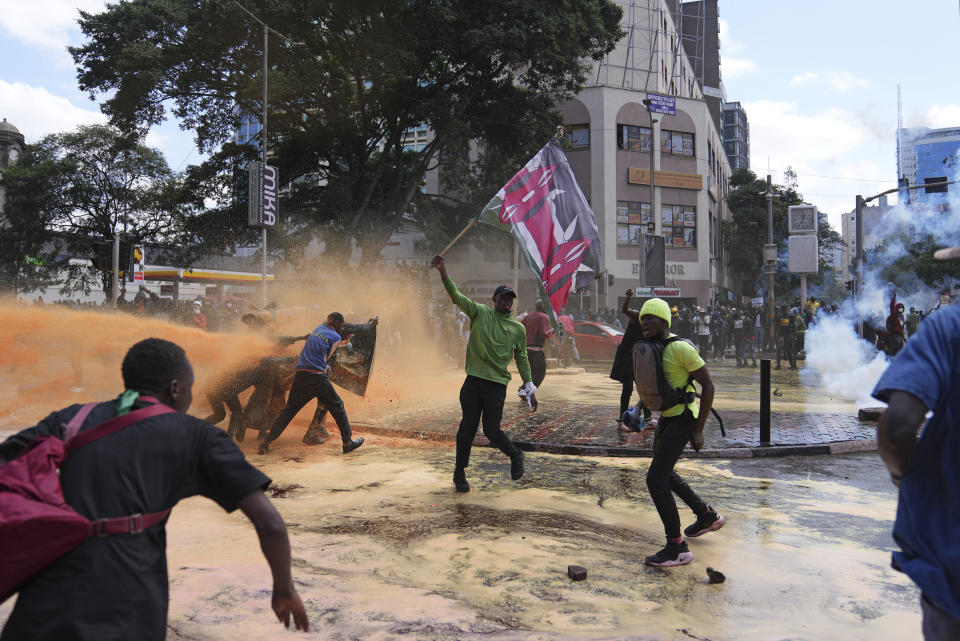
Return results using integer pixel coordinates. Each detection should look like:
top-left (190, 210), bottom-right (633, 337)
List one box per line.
top-left (723, 168), bottom-right (844, 301)
top-left (0, 125), bottom-right (178, 298)
top-left (869, 233), bottom-right (960, 293)
top-left (71, 0), bottom-right (624, 260)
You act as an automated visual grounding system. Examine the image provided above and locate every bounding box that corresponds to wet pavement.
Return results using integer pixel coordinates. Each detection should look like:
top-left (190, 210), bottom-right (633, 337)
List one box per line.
top-left (0, 309), bottom-right (914, 640)
top-left (353, 358), bottom-right (879, 458)
top-left (2, 442), bottom-right (916, 640)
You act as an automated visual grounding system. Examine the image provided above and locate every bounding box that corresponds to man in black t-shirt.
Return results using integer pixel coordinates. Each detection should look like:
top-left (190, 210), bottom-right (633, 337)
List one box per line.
top-left (0, 338), bottom-right (309, 640)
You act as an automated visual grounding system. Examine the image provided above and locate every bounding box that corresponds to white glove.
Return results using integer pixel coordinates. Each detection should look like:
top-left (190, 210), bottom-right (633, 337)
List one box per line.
top-left (518, 382), bottom-right (538, 410)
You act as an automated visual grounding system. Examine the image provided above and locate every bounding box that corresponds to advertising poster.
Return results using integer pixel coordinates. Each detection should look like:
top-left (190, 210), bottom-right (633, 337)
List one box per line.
top-left (616, 201), bottom-right (628, 222)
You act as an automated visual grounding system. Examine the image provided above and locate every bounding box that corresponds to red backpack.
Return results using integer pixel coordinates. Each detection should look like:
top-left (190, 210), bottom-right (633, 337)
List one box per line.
top-left (0, 398), bottom-right (176, 603)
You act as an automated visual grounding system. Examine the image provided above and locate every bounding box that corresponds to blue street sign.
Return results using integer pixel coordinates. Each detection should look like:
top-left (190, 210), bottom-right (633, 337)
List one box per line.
top-left (645, 93), bottom-right (676, 115)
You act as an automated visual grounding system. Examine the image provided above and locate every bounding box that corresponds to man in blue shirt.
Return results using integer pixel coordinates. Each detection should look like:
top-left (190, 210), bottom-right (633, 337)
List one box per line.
top-left (258, 313), bottom-right (365, 455)
top-left (872, 245), bottom-right (960, 640)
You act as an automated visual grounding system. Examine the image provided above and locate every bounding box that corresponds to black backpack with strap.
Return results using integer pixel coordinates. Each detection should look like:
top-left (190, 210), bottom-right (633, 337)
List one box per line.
top-left (631, 336), bottom-right (725, 436)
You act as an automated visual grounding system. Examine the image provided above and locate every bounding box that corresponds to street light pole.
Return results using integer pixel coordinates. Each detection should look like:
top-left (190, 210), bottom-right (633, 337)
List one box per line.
top-left (261, 24), bottom-right (268, 306)
top-left (641, 98), bottom-right (658, 290)
top-left (766, 174), bottom-right (775, 345)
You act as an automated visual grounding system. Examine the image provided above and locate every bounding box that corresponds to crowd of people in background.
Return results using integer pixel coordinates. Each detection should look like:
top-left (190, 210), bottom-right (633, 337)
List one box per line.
top-left (22, 286), bottom-right (276, 334)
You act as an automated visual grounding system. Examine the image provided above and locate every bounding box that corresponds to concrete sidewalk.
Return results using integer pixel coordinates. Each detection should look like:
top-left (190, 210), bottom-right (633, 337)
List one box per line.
top-left (355, 399), bottom-right (879, 458)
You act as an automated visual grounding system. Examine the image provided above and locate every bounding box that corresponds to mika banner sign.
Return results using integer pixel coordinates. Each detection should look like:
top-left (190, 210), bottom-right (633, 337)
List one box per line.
top-left (248, 161), bottom-right (279, 228)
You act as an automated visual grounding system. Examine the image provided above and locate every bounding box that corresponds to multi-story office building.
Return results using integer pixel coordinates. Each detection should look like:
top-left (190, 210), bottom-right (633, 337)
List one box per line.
top-left (897, 126), bottom-right (960, 202)
top-left (840, 195), bottom-right (891, 279)
top-left (442, 0), bottom-right (737, 311)
top-left (721, 101), bottom-right (749, 170)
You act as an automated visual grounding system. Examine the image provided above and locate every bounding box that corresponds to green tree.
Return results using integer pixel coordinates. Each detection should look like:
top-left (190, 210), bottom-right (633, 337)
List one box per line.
top-left (870, 233), bottom-right (960, 292)
top-left (0, 125), bottom-right (178, 300)
top-left (723, 168), bottom-right (843, 301)
top-left (70, 0), bottom-right (624, 261)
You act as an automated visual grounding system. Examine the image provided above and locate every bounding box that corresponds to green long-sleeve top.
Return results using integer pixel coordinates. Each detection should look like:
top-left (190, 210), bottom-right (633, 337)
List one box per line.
top-left (443, 276), bottom-right (531, 386)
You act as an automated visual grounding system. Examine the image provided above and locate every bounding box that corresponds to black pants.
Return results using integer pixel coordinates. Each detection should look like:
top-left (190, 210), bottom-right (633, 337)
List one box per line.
top-left (922, 593), bottom-right (960, 641)
top-left (777, 335), bottom-right (796, 368)
top-left (455, 375), bottom-right (520, 469)
top-left (264, 372), bottom-right (351, 444)
top-left (204, 392), bottom-right (244, 434)
top-left (527, 350), bottom-right (546, 388)
top-left (645, 409), bottom-right (708, 539)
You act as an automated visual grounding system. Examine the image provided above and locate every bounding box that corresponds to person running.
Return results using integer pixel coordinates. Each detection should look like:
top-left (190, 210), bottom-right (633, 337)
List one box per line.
top-left (610, 289), bottom-right (651, 431)
top-left (258, 313), bottom-right (365, 455)
top-left (0, 338), bottom-right (309, 638)
top-left (636, 298), bottom-right (725, 567)
top-left (431, 255), bottom-right (534, 493)
top-left (521, 301), bottom-right (554, 390)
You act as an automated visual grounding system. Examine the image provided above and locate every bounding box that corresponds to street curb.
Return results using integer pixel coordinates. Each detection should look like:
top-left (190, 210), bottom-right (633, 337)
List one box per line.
top-left (352, 423), bottom-right (878, 458)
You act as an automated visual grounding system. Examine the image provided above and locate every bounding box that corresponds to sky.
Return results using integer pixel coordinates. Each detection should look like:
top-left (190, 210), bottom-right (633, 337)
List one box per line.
top-left (2, 0), bottom-right (960, 231)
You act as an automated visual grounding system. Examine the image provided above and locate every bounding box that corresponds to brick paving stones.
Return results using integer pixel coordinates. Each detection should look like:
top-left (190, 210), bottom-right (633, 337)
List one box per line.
top-left (356, 400), bottom-right (878, 458)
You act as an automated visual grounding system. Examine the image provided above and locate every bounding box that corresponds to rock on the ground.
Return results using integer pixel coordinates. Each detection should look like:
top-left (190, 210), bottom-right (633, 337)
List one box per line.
top-left (567, 565), bottom-right (587, 581)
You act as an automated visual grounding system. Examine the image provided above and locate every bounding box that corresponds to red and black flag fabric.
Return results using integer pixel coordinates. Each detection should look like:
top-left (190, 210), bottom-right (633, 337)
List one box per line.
top-left (476, 140), bottom-right (601, 317)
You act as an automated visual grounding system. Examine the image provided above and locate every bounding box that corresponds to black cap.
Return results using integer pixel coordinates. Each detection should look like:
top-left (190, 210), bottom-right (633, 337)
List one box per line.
top-left (492, 284), bottom-right (517, 299)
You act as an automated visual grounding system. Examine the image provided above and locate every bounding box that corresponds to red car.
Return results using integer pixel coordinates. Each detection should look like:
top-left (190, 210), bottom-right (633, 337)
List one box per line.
top-left (571, 322), bottom-right (624, 360)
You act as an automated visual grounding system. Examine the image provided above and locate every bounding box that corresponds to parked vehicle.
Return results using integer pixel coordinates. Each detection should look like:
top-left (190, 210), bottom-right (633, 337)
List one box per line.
top-left (571, 322), bottom-right (623, 360)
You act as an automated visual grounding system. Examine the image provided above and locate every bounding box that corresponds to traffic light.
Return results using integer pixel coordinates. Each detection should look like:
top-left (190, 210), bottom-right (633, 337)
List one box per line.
top-left (845, 280), bottom-right (854, 292)
top-left (607, 273), bottom-right (615, 288)
top-left (90, 240), bottom-right (133, 273)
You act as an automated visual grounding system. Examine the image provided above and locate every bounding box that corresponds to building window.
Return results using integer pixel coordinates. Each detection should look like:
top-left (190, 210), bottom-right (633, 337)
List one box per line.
top-left (661, 204), bottom-right (696, 248)
top-left (616, 200), bottom-right (651, 246)
top-left (402, 125), bottom-right (429, 152)
top-left (660, 129), bottom-right (695, 157)
top-left (617, 124), bottom-right (652, 151)
top-left (565, 124), bottom-right (590, 149)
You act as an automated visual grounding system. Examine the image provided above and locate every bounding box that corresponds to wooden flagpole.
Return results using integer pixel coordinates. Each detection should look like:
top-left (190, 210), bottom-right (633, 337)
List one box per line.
top-left (435, 218), bottom-right (478, 259)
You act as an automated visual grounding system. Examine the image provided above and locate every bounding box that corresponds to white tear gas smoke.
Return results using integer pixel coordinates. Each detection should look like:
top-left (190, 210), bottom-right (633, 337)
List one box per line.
top-left (851, 163), bottom-right (960, 321)
top-left (802, 315), bottom-right (888, 406)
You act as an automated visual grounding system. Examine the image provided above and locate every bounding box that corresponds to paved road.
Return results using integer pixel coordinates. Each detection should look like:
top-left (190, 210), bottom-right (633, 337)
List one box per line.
top-left (3, 442), bottom-right (915, 640)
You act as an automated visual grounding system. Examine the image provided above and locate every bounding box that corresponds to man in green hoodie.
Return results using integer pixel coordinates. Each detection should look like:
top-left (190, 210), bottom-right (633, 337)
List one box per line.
top-left (431, 255), bottom-right (536, 493)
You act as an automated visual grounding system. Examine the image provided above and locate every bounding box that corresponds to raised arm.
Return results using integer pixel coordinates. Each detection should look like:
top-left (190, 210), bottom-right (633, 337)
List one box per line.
top-left (621, 289), bottom-right (640, 322)
top-left (238, 490), bottom-right (310, 632)
top-left (431, 255), bottom-right (479, 318)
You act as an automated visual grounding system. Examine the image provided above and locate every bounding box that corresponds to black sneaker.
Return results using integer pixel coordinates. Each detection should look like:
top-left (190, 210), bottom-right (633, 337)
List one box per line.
top-left (510, 450), bottom-right (525, 481)
top-left (453, 468), bottom-right (470, 493)
top-left (684, 507), bottom-right (727, 538)
top-left (342, 438), bottom-right (364, 453)
top-left (644, 539), bottom-right (694, 567)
